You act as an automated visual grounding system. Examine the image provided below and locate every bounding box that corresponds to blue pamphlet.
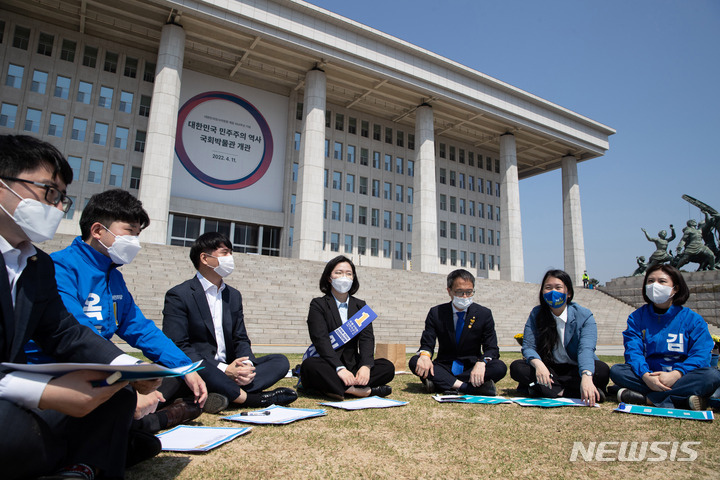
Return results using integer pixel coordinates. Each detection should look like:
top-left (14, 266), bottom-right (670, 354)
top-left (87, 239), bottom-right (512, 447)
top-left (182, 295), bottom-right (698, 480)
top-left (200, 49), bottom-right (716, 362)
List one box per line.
top-left (615, 403), bottom-right (714, 421)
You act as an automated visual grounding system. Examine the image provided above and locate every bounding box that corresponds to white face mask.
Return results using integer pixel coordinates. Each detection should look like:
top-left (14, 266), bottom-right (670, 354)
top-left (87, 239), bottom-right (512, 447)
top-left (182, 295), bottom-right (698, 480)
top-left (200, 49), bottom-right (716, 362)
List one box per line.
top-left (453, 296), bottom-right (473, 311)
top-left (99, 225), bottom-right (142, 265)
top-left (331, 276), bottom-right (353, 294)
top-left (0, 180), bottom-right (64, 243)
top-left (209, 254), bottom-right (235, 278)
top-left (646, 282), bottom-right (674, 305)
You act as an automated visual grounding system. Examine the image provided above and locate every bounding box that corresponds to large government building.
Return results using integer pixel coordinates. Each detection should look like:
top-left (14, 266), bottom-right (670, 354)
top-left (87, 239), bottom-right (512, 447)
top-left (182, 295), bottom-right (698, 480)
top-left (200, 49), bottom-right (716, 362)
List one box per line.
top-left (0, 0), bottom-right (614, 284)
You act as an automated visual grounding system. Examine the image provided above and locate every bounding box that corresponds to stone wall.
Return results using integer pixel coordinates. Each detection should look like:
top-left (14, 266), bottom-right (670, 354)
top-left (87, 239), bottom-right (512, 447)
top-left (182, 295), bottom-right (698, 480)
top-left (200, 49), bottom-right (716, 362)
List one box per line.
top-left (600, 270), bottom-right (720, 328)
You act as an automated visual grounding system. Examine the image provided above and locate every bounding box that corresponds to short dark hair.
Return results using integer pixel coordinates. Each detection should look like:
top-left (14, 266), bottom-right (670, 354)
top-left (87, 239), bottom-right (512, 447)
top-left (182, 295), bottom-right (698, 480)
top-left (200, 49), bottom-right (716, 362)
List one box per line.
top-left (0, 135), bottom-right (73, 185)
top-left (642, 264), bottom-right (690, 306)
top-left (79, 189), bottom-right (150, 239)
top-left (189, 232), bottom-right (233, 269)
top-left (319, 255), bottom-right (359, 296)
top-left (446, 269), bottom-right (475, 290)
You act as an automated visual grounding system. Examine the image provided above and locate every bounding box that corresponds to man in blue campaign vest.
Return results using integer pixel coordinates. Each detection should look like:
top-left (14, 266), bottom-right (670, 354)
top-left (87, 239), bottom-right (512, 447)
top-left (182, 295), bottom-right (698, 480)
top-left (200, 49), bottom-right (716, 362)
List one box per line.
top-left (25, 189), bottom-right (209, 442)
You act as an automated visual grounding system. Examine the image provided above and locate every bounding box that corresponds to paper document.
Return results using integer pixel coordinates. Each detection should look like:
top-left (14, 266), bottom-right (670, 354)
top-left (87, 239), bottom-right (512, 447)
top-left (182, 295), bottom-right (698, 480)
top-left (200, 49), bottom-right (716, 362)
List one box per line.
top-left (433, 395), bottom-right (512, 404)
top-left (1, 360), bottom-right (204, 382)
top-left (615, 403), bottom-right (714, 421)
top-left (157, 425), bottom-right (251, 451)
top-left (510, 397), bottom-right (599, 408)
top-left (223, 405), bottom-right (327, 425)
top-left (321, 396), bottom-right (407, 410)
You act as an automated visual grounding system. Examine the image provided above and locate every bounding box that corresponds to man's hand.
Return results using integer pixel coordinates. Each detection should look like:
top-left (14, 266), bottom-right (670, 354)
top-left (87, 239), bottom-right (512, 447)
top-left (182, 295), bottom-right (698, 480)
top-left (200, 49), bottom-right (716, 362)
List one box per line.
top-left (354, 366), bottom-right (370, 386)
top-left (183, 371), bottom-right (208, 407)
top-left (643, 371), bottom-right (673, 392)
top-left (134, 391), bottom-right (165, 420)
top-left (226, 358), bottom-right (256, 386)
top-left (414, 355), bottom-right (434, 379)
top-left (469, 361), bottom-right (486, 387)
top-left (580, 375), bottom-right (600, 406)
top-left (38, 370), bottom-right (129, 417)
top-left (131, 378), bottom-right (162, 395)
top-left (337, 367), bottom-right (356, 387)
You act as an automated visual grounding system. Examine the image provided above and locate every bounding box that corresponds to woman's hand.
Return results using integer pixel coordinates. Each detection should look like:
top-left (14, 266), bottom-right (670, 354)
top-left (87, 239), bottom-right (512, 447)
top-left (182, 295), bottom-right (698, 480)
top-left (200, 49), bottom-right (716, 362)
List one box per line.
top-left (530, 359), bottom-right (553, 388)
top-left (354, 366), bottom-right (370, 386)
top-left (337, 367), bottom-right (355, 387)
top-left (642, 372), bottom-right (672, 392)
top-left (580, 375), bottom-right (600, 406)
top-left (655, 370), bottom-right (682, 388)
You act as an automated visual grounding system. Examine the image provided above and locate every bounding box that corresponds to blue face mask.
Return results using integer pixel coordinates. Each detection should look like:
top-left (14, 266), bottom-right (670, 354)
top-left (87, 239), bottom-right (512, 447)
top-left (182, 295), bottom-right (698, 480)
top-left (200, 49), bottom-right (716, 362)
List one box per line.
top-left (543, 290), bottom-right (567, 309)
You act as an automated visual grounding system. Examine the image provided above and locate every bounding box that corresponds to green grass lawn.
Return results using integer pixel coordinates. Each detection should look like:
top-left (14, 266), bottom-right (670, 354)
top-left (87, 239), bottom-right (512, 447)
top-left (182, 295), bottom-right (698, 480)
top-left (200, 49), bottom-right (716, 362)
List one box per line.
top-left (126, 353), bottom-right (719, 480)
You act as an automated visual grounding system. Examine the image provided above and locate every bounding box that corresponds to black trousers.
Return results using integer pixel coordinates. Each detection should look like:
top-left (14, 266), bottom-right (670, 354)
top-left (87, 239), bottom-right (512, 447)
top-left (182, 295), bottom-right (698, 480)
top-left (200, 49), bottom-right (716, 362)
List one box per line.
top-left (1, 386), bottom-right (136, 480)
top-left (510, 358), bottom-right (610, 398)
top-left (409, 355), bottom-right (507, 392)
top-left (300, 357), bottom-right (395, 398)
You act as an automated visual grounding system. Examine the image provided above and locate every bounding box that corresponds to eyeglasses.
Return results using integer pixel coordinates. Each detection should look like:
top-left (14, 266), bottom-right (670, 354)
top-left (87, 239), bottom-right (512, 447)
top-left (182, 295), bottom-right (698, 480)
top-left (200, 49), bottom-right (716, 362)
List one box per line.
top-left (0, 176), bottom-right (73, 213)
top-left (452, 289), bottom-right (475, 298)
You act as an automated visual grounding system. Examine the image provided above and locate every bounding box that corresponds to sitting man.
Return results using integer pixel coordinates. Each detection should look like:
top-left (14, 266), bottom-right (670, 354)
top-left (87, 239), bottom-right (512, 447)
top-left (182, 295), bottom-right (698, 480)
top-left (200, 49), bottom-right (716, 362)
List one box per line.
top-left (162, 232), bottom-right (296, 409)
top-left (26, 189), bottom-right (209, 437)
top-left (0, 135), bottom-right (136, 479)
top-left (409, 269), bottom-right (507, 395)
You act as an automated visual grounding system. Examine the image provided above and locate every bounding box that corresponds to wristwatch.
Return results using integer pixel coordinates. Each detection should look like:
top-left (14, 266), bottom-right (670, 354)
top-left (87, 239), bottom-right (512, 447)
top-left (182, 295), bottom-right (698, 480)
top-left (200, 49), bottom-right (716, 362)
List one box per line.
top-left (581, 370), bottom-right (592, 377)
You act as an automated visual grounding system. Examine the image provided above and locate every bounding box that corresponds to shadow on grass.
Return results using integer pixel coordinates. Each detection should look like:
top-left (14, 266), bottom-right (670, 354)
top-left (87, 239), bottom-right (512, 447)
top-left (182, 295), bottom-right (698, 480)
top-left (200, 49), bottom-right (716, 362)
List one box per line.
top-left (128, 455), bottom-right (192, 479)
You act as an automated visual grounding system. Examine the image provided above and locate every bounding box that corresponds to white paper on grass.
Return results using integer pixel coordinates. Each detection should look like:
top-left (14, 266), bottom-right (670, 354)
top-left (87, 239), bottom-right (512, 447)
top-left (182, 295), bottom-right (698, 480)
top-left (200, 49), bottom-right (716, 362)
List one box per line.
top-left (320, 395), bottom-right (408, 410)
top-left (157, 425), bottom-right (251, 451)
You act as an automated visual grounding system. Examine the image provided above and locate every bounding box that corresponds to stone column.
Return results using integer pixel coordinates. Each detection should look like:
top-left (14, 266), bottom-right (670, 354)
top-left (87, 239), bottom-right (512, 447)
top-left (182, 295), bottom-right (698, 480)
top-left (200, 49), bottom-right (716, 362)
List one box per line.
top-left (499, 133), bottom-right (524, 282)
top-left (292, 68), bottom-right (326, 260)
top-left (562, 155), bottom-right (587, 286)
top-left (138, 23), bottom-right (185, 244)
top-left (411, 104), bottom-right (438, 273)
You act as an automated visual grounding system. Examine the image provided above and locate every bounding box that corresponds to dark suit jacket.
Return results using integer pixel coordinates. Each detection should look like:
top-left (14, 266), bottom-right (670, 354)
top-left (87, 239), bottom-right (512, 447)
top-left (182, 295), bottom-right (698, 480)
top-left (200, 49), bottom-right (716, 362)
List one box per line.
top-left (418, 302), bottom-right (500, 366)
top-left (0, 248), bottom-right (122, 382)
top-left (162, 276), bottom-right (254, 370)
top-left (307, 295), bottom-right (375, 371)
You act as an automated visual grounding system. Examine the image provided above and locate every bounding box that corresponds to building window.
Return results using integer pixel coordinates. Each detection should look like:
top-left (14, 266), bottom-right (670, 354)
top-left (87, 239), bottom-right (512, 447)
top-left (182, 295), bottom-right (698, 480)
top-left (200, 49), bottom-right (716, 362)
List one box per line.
top-left (384, 154), bottom-right (392, 172)
top-left (134, 130), bottom-right (146, 152)
top-left (335, 113), bottom-right (344, 131)
top-left (358, 236), bottom-right (367, 255)
top-left (346, 174), bottom-right (355, 193)
top-left (459, 199), bottom-right (466, 215)
top-left (359, 177), bottom-right (368, 195)
top-left (60, 39), bottom-right (76, 62)
top-left (77, 81), bottom-right (92, 104)
top-left (143, 61), bottom-right (156, 82)
top-left (469, 152), bottom-right (475, 167)
top-left (293, 132), bottom-right (301, 150)
top-left (383, 240), bottom-right (391, 258)
top-left (324, 169), bottom-right (328, 188)
top-left (439, 143), bottom-right (446, 158)
top-left (361, 120), bottom-right (369, 138)
top-left (114, 126), bottom-right (129, 149)
top-left (344, 235), bottom-right (353, 254)
top-left (459, 224), bottom-right (466, 241)
top-left (104, 51), bottom-right (119, 73)
top-left (450, 223), bottom-right (457, 240)
top-left (468, 175), bottom-right (474, 191)
top-left (395, 242), bottom-right (403, 260)
top-left (333, 142), bottom-right (342, 160)
top-left (486, 157), bottom-right (492, 171)
top-left (360, 148), bottom-right (368, 166)
top-left (384, 127), bottom-right (393, 144)
top-left (407, 187), bottom-right (414, 204)
top-left (93, 122), bottom-right (108, 145)
top-left (469, 201), bottom-right (475, 217)
top-left (440, 221), bottom-right (447, 238)
top-left (469, 226), bottom-right (475, 242)
top-left (83, 46), bottom-right (98, 68)
top-left (479, 228), bottom-right (485, 244)
top-left (407, 160), bottom-right (414, 177)
top-left (479, 253), bottom-right (486, 270)
top-left (54, 75), bottom-right (71, 99)
top-left (487, 180), bottom-right (493, 195)
top-left (478, 177), bottom-right (484, 193)
top-left (371, 238), bottom-right (379, 257)
top-left (459, 173), bottom-right (465, 189)
top-left (330, 233), bottom-right (340, 252)
top-left (372, 180), bottom-right (380, 197)
top-left (139, 95), bottom-right (151, 117)
top-left (396, 131), bottom-right (404, 148)
top-left (325, 110), bottom-right (331, 128)
top-left (407, 215), bottom-right (413, 232)
top-left (67, 156), bottom-right (82, 181)
top-left (450, 249), bottom-right (457, 266)
top-left (479, 203), bottom-right (485, 218)
top-left (460, 250), bottom-right (467, 267)
top-left (373, 151), bottom-right (381, 169)
top-left (124, 57), bottom-right (138, 77)
top-left (459, 149), bottom-right (465, 164)
top-left (292, 163), bottom-right (298, 182)
top-left (449, 146), bottom-right (456, 162)
top-left (383, 211), bottom-right (391, 229)
top-left (347, 145), bottom-right (356, 163)
top-left (450, 171), bottom-right (456, 187)
top-left (358, 206), bottom-right (367, 225)
top-left (371, 208), bottom-right (379, 227)
top-left (439, 194), bottom-right (447, 211)
top-left (38, 33), bottom-right (56, 56)
top-left (288, 227), bottom-right (293, 247)
top-left (98, 86), bottom-right (113, 109)
top-left (440, 248), bottom-right (447, 265)
top-left (119, 91), bottom-right (133, 114)
top-left (325, 139), bottom-right (330, 157)
top-left (488, 229), bottom-right (494, 246)
top-left (396, 157), bottom-right (403, 174)
top-left (331, 202), bottom-right (341, 221)
top-left (395, 213), bottom-right (403, 231)
top-left (23, 108), bottom-right (41, 133)
top-left (71, 118), bottom-right (87, 141)
top-left (48, 113), bottom-right (65, 137)
top-left (348, 117), bottom-right (357, 134)
top-left (109, 163), bottom-right (124, 187)
top-left (87, 160), bottom-right (103, 184)
top-left (31, 70), bottom-right (48, 94)
top-left (290, 194), bottom-right (296, 214)
top-left (496, 206), bottom-right (501, 221)
top-left (450, 196), bottom-right (457, 213)
top-left (408, 133), bottom-right (415, 150)
top-left (439, 168), bottom-right (446, 184)
top-left (0, 103), bottom-right (18, 128)
top-left (63, 196), bottom-right (77, 220)
top-left (395, 184), bottom-right (403, 202)
top-left (496, 182), bottom-right (501, 197)
top-left (489, 255), bottom-right (495, 270)
top-left (383, 182), bottom-right (391, 200)
top-left (130, 167), bottom-right (141, 189)
top-left (6, 64), bottom-right (24, 89)
top-left (296, 102), bottom-right (303, 120)
top-left (495, 159), bottom-right (500, 173)
top-left (470, 252), bottom-right (476, 268)
top-left (332, 171), bottom-right (341, 190)
top-left (12, 26), bottom-right (30, 50)
top-left (373, 124), bottom-right (381, 141)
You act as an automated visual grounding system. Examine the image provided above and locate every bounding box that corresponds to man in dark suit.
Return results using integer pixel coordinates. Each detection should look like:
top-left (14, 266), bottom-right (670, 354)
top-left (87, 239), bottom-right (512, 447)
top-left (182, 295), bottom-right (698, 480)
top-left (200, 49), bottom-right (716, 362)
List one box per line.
top-left (162, 232), bottom-right (296, 409)
top-left (0, 135), bottom-right (137, 479)
top-left (409, 269), bottom-right (507, 395)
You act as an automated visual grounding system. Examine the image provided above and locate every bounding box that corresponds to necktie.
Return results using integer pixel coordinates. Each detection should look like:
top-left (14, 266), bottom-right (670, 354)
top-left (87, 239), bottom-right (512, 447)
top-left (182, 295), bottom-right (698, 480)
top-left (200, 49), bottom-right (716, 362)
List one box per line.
top-left (455, 311), bottom-right (465, 345)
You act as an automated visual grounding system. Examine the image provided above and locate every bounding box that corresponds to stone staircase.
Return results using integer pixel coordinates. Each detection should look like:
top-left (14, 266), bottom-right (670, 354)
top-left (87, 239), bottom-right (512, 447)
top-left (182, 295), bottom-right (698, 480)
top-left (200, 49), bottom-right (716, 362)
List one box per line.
top-left (40, 234), bottom-right (634, 349)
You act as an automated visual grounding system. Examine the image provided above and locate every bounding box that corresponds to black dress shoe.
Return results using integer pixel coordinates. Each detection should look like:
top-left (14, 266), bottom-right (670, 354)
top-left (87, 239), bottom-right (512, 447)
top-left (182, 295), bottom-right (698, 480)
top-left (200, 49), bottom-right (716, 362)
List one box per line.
top-left (369, 385), bottom-right (392, 397)
top-left (617, 388), bottom-right (646, 405)
top-left (257, 387), bottom-right (298, 407)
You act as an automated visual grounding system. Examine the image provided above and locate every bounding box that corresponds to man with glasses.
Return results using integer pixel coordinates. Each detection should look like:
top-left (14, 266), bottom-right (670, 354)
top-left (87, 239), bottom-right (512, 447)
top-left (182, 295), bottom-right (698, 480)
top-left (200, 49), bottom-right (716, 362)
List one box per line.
top-left (409, 269), bottom-right (506, 395)
top-left (0, 135), bottom-right (136, 479)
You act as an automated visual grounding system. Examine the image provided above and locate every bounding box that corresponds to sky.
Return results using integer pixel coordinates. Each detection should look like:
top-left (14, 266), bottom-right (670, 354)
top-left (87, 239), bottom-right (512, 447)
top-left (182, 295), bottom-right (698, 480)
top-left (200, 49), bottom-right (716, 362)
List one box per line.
top-left (305, 0), bottom-right (720, 284)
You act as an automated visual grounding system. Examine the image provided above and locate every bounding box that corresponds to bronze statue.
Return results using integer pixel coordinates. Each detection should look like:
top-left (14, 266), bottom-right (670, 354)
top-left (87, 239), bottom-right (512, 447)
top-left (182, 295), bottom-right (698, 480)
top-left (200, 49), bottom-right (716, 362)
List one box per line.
top-left (672, 219), bottom-right (716, 271)
top-left (642, 225), bottom-right (675, 268)
top-left (632, 256), bottom-right (647, 276)
top-left (682, 194), bottom-right (719, 266)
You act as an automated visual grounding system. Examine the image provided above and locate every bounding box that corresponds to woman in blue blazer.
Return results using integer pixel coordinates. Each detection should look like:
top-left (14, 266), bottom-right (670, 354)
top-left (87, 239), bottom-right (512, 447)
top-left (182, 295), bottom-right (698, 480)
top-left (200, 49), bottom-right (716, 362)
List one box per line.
top-left (510, 269), bottom-right (609, 405)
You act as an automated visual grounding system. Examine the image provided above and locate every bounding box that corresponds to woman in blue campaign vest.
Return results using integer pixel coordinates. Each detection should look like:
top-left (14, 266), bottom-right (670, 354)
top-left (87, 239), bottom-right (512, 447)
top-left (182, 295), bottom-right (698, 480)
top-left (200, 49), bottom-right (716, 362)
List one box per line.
top-left (299, 255), bottom-right (395, 400)
top-left (610, 264), bottom-right (720, 410)
top-left (510, 269), bottom-right (609, 405)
